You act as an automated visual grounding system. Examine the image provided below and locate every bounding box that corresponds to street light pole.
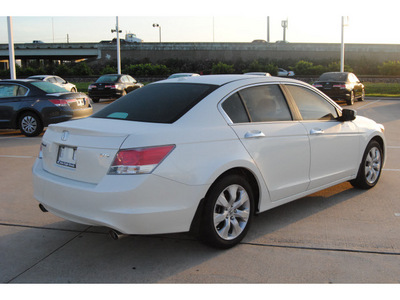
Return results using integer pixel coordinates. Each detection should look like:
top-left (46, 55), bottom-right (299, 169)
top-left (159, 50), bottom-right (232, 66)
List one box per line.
top-left (111, 16), bottom-right (122, 74)
top-left (153, 23), bottom-right (161, 43)
top-left (340, 16), bottom-right (349, 72)
top-left (7, 16), bottom-right (16, 79)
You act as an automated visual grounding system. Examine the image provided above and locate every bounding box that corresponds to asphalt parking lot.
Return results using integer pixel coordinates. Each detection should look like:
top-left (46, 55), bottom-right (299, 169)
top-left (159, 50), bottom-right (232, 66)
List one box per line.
top-left (1, 98), bottom-right (400, 284)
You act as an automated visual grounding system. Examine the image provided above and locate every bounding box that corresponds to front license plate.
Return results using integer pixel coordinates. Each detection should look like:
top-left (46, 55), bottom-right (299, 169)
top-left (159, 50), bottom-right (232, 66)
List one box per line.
top-left (56, 145), bottom-right (77, 168)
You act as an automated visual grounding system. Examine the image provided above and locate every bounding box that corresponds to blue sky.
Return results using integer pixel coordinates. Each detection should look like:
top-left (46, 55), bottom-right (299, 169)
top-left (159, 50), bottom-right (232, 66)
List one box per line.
top-left (2, 0), bottom-right (400, 44)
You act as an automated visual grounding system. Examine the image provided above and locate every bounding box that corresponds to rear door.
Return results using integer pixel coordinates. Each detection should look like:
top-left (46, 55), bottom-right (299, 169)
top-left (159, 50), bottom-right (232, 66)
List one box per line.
top-left (0, 83), bottom-right (28, 128)
top-left (283, 84), bottom-right (360, 189)
top-left (221, 84), bottom-right (310, 202)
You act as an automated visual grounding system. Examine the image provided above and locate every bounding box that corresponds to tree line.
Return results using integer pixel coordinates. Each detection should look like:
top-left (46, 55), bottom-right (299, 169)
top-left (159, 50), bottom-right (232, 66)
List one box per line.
top-left (3, 58), bottom-right (400, 77)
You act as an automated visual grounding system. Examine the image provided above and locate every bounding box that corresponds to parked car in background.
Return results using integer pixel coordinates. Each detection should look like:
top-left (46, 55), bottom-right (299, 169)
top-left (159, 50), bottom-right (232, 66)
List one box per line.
top-left (277, 68), bottom-right (295, 77)
top-left (244, 72), bottom-right (271, 76)
top-left (28, 75), bottom-right (77, 92)
top-left (33, 75), bottom-right (385, 249)
top-left (88, 74), bottom-right (143, 103)
top-left (168, 73), bottom-right (200, 79)
top-left (0, 79), bottom-right (92, 136)
top-left (313, 72), bottom-right (365, 105)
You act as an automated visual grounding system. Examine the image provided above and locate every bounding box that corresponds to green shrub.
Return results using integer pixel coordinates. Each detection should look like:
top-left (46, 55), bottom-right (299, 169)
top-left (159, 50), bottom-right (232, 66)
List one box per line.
top-left (326, 62), bottom-right (353, 73)
top-left (378, 61), bottom-right (400, 75)
top-left (123, 63), bottom-right (170, 76)
top-left (243, 60), bottom-right (278, 75)
top-left (55, 64), bottom-right (71, 76)
top-left (72, 62), bottom-right (93, 76)
top-left (100, 65), bottom-right (117, 75)
top-left (211, 62), bottom-right (235, 74)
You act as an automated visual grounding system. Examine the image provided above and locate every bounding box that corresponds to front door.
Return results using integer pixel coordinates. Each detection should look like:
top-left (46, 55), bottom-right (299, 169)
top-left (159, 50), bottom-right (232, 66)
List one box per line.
top-left (284, 84), bottom-right (360, 190)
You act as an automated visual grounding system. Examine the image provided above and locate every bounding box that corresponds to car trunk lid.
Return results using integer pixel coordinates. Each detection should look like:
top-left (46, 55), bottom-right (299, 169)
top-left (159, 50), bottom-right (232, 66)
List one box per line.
top-left (40, 118), bottom-right (129, 184)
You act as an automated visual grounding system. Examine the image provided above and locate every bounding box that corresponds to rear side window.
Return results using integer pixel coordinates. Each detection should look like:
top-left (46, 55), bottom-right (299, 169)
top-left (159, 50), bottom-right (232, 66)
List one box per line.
top-left (0, 84), bottom-right (28, 97)
top-left (92, 83), bottom-right (218, 124)
top-left (222, 93), bottom-right (250, 123)
top-left (239, 85), bottom-right (292, 122)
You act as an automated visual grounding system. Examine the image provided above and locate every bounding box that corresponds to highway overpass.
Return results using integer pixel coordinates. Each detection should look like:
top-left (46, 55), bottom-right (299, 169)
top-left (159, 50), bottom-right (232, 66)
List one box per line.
top-left (1, 42), bottom-right (400, 68)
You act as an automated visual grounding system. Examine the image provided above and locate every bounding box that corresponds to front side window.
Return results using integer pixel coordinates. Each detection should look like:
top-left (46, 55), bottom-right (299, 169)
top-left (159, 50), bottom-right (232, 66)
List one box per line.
top-left (55, 77), bottom-right (65, 84)
top-left (47, 77), bottom-right (57, 83)
top-left (285, 85), bottom-right (339, 120)
top-left (238, 85), bottom-right (292, 122)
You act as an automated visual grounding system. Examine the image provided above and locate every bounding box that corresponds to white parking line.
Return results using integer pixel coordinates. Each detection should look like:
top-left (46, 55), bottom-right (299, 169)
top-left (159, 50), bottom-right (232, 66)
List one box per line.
top-left (0, 155), bottom-right (35, 159)
top-left (357, 100), bottom-right (381, 109)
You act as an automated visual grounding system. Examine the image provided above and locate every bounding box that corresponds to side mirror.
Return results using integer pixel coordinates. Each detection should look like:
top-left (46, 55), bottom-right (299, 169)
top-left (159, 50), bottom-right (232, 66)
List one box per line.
top-left (339, 108), bottom-right (356, 121)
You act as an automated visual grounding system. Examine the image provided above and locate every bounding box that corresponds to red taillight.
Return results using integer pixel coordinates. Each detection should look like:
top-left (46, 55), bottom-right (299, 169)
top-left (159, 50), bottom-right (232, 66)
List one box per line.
top-left (49, 99), bottom-right (75, 106)
top-left (105, 84), bottom-right (117, 89)
top-left (313, 84), bottom-right (323, 88)
top-left (109, 145), bottom-right (175, 175)
top-left (333, 84), bottom-right (347, 89)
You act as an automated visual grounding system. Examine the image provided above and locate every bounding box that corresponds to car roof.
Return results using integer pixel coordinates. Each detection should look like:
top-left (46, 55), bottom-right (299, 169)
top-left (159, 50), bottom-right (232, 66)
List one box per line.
top-left (28, 75), bottom-right (58, 78)
top-left (160, 74), bottom-right (299, 86)
top-left (322, 72), bottom-right (350, 75)
top-left (1, 79), bottom-right (41, 83)
top-left (100, 74), bottom-right (125, 76)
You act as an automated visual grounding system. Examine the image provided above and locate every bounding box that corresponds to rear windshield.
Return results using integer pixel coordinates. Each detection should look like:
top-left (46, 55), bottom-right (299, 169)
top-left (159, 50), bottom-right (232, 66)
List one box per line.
top-left (31, 81), bottom-right (69, 93)
top-left (318, 73), bottom-right (348, 81)
top-left (92, 83), bottom-right (218, 124)
top-left (96, 75), bottom-right (120, 83)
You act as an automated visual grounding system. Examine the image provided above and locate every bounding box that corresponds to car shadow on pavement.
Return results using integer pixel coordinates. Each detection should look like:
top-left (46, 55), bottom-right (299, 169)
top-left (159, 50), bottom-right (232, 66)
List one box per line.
top-left (2, 181), bottom-right (377, 283)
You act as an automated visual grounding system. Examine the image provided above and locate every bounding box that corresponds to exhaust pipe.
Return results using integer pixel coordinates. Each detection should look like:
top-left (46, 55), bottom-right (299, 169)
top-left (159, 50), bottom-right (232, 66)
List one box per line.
top-left (39, 204), bottom-right (48, 212)
top-left (109, 229), bottom-right (129, 240)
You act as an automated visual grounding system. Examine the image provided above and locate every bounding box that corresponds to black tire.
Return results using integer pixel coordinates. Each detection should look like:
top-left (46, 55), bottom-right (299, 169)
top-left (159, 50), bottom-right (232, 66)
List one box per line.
top-left (359, 89), bottom-right (365, 101)
top-left (199, 174), bottom-right (254, 249)
top-left (19, 111), bottom-right (43, 137)
top-left (92, 98), bottom-right (100, 103)
top-left (346, 91), bottom-right (355, 105)
top-left (350, 140), bottom-right (383, 189)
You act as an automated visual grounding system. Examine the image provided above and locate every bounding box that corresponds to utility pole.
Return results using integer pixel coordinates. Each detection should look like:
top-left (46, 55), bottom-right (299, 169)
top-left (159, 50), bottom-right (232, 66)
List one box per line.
top-left (111, 16), bottom-right (122, 74)
top-left (281, 19), bottom-right (288, 42)
top-left (267, 16), bottom-right (270, 43)
top-left (340, 16), bottom-right (349, 72)
top-left (7, 16), bottom-right (16, 79)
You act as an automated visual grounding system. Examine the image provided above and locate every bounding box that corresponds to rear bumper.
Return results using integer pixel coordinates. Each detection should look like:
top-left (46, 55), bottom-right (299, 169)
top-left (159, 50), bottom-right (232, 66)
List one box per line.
top-left (71, 106), bottom-right (93, 119)
top-left (88, 90), bottom-right (123, 99)
top-left (317, 88), bottom-right (351, 100)
top-left (32, 158), bottom-right (207, 234)
top-left (43, 106), bottom-right (93, 126)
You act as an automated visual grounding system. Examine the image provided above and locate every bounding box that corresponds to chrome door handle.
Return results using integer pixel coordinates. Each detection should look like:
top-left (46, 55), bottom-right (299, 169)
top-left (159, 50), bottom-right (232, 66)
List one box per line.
top-left (245, 130), bottom-right (266, 139)
top-left (310, 128), bottom-right (324, 135)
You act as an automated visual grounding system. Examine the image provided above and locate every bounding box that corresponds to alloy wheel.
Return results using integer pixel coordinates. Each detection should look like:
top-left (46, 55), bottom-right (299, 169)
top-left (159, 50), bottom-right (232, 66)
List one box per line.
top-left (21, 115), bottom-right (38, 134)
top-left (213, 184), bottom-right (251, 240)
top-left (364, 146), bottom-right (382, 184)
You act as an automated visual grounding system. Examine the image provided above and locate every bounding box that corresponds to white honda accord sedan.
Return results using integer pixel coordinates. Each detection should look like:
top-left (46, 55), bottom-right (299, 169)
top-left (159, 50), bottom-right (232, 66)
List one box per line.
top-left (33, 75), bottom-right (385, 248)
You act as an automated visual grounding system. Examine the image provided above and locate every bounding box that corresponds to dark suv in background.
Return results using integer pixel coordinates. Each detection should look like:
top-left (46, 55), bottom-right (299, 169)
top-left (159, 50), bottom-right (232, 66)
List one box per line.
top-left (313, 72), bottom-right (365, 105)
top-left (88, 74), bottom-right (143, 103)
